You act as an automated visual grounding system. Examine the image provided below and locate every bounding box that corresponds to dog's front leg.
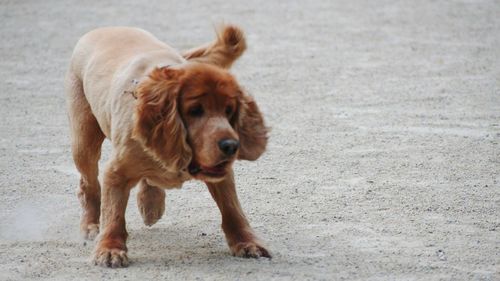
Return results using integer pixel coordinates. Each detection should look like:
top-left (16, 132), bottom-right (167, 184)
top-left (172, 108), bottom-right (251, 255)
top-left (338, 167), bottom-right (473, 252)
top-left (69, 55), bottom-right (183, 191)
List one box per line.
top-left (206, 170), bottom-right (271, 258)
top-left (93, 166), bottom-right (134, 268)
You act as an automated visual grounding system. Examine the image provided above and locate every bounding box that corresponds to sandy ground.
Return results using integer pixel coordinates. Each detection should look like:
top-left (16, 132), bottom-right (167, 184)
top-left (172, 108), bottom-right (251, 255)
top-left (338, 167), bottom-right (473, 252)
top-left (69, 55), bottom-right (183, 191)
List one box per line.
top-left (0, 0), bottom-right (499, 280)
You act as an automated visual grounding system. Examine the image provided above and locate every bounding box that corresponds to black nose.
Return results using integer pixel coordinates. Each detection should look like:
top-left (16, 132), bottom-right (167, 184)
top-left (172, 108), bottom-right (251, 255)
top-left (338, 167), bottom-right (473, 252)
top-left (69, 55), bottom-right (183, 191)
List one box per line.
top-left (218, 139), bottom-right (239, 156)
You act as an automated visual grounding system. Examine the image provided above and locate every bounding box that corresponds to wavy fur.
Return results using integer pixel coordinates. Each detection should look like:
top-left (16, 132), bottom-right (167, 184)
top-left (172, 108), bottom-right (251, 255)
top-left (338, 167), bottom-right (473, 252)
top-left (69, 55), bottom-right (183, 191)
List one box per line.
top-left (133, 67), bottom-right (192, 171)
top-left (183, 24), bottom-right (247, 69)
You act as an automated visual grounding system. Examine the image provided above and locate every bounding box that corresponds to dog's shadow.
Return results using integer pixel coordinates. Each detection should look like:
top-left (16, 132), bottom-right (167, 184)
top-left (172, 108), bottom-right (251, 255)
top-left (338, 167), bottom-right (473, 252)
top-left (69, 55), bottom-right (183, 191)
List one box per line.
top-left (126, 224), bottom-right (234, 266)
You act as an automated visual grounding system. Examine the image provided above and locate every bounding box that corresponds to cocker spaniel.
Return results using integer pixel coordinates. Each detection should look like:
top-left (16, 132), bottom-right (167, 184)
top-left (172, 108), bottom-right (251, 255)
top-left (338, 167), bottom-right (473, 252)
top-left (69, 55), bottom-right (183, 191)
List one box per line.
top-left (65, 24), bottom-right (270, 268)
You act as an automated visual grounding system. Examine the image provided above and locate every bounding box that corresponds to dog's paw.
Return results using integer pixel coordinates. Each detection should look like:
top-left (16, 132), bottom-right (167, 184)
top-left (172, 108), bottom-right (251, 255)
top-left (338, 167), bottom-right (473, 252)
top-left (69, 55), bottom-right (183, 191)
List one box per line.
top-left (81, 223), bottom-right (99, 241)
top-left (138, 203), bottom-right (164, 226)
top-left (93, 248), bottom-right (129, 268)
top-left (231, 241), bottom-right (271, 259)
top-left (137, 185), bottom-right (165, 226)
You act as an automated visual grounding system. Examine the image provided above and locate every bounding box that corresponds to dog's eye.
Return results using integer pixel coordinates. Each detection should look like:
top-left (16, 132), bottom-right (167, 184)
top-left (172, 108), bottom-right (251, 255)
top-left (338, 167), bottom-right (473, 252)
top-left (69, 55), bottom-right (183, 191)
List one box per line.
top-left (188, 105), bottom-right (204, 117)
top-left (225, 106), bottom-right (233, 116)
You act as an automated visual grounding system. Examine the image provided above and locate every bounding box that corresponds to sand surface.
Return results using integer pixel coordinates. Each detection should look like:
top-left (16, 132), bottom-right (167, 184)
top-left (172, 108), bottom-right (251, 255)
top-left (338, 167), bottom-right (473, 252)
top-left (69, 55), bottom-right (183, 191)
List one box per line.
top-left (0, 0), bottom-right (499, 280)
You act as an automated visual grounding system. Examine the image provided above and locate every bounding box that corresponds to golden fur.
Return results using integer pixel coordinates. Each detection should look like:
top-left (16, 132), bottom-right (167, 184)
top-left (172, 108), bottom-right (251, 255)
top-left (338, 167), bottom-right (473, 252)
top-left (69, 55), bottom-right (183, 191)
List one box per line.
top-left (65, 25), bottom-right (270, 268)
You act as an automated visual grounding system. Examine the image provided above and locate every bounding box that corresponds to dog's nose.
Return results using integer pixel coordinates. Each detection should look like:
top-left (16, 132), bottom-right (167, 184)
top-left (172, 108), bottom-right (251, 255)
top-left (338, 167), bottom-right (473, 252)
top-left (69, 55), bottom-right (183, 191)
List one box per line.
top-left (218, 139), bottom-right (239, 156)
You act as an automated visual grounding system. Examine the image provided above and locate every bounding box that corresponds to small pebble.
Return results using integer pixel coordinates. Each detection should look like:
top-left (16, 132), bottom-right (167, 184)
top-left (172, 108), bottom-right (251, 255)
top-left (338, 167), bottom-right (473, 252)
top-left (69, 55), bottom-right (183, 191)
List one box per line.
top-left (436, 249), bottom-right (447, 261)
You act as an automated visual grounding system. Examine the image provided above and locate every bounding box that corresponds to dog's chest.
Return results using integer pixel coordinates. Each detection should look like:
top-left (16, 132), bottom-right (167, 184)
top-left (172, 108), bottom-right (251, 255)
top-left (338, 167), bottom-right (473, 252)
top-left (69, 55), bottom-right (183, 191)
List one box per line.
top-left (144, 170), bottom-right (191, 189)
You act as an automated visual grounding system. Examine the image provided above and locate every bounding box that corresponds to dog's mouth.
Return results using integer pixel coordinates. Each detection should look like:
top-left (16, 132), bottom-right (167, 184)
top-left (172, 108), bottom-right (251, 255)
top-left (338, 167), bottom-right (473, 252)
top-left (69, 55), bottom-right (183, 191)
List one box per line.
top-left (188, 160), bottom-right (230, 178)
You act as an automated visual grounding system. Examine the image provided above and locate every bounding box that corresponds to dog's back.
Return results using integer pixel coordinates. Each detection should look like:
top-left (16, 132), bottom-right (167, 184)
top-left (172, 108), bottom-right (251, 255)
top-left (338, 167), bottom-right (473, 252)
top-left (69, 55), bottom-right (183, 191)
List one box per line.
top-left (69, 27), bottom-right (177, 79)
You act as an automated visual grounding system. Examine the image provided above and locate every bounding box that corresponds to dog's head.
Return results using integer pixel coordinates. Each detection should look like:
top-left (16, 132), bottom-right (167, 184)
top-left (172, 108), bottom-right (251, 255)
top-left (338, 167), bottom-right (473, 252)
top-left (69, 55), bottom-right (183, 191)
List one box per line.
top-left (133, 63), bottom-right (267, 182)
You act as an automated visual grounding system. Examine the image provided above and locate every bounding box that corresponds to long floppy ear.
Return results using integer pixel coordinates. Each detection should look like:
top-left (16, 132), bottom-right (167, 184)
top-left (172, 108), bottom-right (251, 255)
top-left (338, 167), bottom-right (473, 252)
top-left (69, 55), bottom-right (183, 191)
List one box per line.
top-left (133, 67), bottom-right (192, 171)
top-left (235, 91), bottom-right (268, 160)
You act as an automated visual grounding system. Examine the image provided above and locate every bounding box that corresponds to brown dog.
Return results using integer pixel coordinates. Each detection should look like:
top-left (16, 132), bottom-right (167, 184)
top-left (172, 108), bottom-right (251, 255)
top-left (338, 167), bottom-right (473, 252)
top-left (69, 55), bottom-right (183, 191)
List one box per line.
top-left (65, 25), bottom-right (270, 267)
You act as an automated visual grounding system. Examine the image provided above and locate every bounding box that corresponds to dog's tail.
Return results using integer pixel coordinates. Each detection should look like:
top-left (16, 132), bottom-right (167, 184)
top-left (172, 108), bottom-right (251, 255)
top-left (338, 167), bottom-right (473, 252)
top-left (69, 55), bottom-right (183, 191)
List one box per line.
top-left (182, 24), bottom-right (247, 69)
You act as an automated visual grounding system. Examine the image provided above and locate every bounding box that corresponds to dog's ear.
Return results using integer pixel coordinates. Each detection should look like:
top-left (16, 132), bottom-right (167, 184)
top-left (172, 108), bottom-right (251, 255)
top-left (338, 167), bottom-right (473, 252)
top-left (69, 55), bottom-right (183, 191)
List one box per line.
top-left (133, 67), bottom-right (192, 171)
top-left (235, 91), bottom-right (268, 161)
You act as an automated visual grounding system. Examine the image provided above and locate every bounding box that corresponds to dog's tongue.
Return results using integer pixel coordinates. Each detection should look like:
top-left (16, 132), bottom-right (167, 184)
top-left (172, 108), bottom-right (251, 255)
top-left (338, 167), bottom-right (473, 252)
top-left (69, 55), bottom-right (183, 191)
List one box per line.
top-left (201, 165), bottom-right (224, 174)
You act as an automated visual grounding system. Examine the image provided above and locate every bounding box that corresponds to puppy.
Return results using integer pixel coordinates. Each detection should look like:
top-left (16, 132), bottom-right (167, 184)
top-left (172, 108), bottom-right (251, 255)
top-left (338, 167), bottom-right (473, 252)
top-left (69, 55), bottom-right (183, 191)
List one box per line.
top-left (65, 25), bottom-right (270, 268)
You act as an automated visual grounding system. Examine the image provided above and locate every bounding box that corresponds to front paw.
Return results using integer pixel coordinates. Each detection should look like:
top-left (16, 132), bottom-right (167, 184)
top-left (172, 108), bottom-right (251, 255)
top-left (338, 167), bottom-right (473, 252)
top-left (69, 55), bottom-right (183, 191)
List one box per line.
top-left (81, 223), bottom-right (99, 241)
top-left (137, 184), bottom-right (165, 226)
top-left (138, 197), bottom-right (165, 227)
top-left (93, 247), bottom-right (129, 268)
top-left (231, 241), bottom-right (271, 259)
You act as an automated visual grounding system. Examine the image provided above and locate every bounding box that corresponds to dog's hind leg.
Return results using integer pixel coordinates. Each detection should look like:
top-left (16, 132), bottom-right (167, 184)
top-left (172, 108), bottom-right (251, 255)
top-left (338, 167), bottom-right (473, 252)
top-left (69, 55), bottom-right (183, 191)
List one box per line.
top-left (66, 71), bottom-right (105, 240)
top-left (182, 24), bottom-right (247, 69)
top-left (137, 179), bottom-right (165, 226)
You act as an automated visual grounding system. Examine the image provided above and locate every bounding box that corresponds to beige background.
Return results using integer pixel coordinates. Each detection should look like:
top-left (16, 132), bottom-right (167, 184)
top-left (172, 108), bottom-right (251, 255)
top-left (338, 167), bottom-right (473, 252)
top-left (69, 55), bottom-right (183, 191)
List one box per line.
top-left (0, 0), bottom-right (499, 280)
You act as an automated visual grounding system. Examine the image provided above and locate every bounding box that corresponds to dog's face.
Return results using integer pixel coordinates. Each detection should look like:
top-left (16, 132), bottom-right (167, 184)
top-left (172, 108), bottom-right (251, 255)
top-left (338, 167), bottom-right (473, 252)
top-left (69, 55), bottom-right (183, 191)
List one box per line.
top-left (178, 65), bottom-right (240, 181)
top-left (134, 63), bottom-right (267, 182)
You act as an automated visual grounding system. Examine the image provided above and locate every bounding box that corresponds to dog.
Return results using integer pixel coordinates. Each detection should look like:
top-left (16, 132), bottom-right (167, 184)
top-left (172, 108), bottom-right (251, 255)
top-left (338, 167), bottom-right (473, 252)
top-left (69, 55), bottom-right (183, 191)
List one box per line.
top-left (65, 24), bottom-right (270, 268)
